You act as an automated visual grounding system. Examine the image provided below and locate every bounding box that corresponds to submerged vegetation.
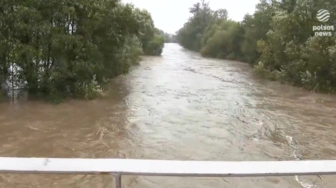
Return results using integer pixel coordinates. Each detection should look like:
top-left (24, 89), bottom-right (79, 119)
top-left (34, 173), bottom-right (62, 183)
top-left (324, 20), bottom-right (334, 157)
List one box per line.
top-left (177, 0), bottom-right (336, 93)
top-left (0, 0), bottom-right (164, 103)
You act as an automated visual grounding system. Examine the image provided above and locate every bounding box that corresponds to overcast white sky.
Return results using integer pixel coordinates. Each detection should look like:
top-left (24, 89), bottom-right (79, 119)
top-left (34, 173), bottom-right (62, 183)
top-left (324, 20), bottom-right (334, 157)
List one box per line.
top-left (122, 0), bottom-right (260, 34)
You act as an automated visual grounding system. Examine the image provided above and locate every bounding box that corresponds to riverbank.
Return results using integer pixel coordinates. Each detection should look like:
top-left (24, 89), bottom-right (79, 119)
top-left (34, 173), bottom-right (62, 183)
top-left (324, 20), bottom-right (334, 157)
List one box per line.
top-left (176, 0), bottom-right (336, 94)
top-left (0, 55), bottom-right (158, 104)
top-left (253, 62), bottom-right (336, 94)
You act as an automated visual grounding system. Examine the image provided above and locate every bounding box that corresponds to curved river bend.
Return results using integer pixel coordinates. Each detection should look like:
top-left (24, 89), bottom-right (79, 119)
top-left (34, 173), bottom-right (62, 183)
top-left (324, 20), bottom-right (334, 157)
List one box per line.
top-left (1, 44), bottom-right (336, 188)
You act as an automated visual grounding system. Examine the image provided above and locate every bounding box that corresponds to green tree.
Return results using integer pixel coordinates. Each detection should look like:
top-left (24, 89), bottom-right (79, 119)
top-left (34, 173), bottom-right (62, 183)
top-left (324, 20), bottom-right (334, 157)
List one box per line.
top-left (177, 0), bottom-right (336, 93)
top-left (177, 0), bottom-right (215, 51)
top-left (0, 0), bottom-right (164, 102)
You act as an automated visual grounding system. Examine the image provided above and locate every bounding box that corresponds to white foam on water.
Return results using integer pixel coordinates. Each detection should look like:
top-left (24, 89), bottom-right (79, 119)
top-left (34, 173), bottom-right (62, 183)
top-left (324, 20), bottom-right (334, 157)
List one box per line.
top-left (285, 135), bottom-right (320, 188)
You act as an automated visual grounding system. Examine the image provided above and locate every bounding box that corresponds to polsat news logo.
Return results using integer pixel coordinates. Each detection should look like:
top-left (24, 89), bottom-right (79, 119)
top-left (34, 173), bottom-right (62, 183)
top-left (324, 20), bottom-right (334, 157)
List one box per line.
top-left (313, 9), bottom-right (335, 37)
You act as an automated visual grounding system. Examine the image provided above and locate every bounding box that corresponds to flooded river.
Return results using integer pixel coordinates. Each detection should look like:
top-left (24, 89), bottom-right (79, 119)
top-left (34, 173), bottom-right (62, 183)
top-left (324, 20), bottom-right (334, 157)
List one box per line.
top-left (1, 43), bottom-right (336, 188)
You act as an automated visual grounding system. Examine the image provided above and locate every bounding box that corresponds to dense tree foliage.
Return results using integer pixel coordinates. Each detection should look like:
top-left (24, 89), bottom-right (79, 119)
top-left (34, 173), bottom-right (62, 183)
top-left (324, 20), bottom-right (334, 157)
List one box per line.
top-left (142, 28), bottom-right (165, 55)
top-left (177, 0), bottom-right (336, 93)
top-left (0, 0), bottom-right (164, 102)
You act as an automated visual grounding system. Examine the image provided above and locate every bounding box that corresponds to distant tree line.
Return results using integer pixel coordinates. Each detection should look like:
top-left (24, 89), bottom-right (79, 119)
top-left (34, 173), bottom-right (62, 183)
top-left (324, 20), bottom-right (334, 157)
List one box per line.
top-left (0, 0), bottom-right (164, 102)
top-left (177, 0), bottom-right (336, 93)
top-left (164, 33), bottom-right (177, 43)
top-left (154, 29), bottom-right (177, 43)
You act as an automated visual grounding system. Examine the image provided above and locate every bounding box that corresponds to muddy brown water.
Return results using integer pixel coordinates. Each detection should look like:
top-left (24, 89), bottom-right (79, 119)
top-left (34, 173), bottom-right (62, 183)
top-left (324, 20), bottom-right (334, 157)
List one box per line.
top-left (1, 43), bottom-right (336, 188)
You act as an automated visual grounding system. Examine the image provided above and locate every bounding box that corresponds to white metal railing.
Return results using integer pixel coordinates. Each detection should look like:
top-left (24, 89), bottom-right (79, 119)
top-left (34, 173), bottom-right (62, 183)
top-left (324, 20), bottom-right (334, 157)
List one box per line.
top-left (1, 157), bottom-right (336, 188)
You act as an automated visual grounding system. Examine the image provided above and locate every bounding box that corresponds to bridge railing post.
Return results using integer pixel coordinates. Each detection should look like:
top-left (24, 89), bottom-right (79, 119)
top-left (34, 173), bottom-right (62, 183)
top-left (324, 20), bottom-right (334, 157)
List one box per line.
top-left (114, 173), bottom-right (121, 188)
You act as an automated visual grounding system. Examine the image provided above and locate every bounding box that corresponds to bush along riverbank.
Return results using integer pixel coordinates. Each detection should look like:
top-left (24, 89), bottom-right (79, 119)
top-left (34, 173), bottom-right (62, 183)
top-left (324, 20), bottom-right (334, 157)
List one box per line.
top-left (0, 0), bottom-right (164, 103)
top-left (176, 0), bottom-right (336, 93)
